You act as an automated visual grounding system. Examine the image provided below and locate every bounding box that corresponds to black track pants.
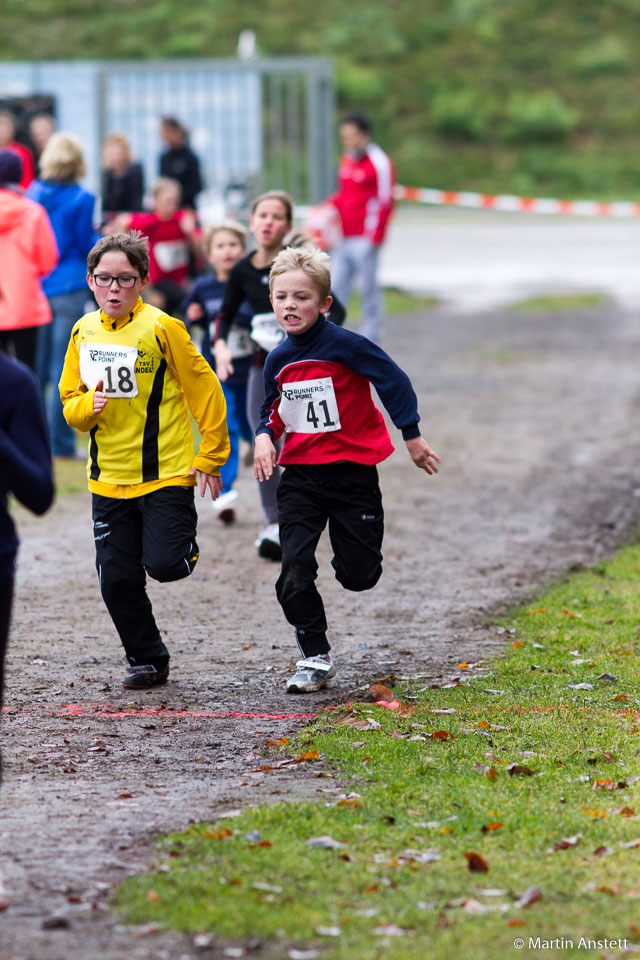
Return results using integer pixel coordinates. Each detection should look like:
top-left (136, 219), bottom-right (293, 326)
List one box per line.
top-left (92, 487), bottom-right (199, 666)
top-left (276, 463), bottom-right (384, 658)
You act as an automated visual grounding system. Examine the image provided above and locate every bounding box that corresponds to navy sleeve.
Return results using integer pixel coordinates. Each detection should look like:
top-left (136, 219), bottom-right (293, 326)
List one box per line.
top-left (214, 262), bottom-right (246, 342)
top-left (349, 338), bottom-right (421, 439)
top-left (181, 279), bottom-right (205, 326)
top-left (0, 365), bottom-right (55, 515)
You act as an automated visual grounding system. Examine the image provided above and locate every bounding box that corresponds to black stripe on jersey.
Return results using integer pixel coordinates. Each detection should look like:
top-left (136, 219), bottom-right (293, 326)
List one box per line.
top-left (142, 359), bottom-right (167, 482)
top-left (89, 425), bottom-right (100, 480)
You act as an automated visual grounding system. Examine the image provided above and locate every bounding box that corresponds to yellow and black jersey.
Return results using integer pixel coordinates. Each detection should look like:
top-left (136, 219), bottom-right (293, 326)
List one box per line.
top-left (59, 297), bottom-right (229, 498)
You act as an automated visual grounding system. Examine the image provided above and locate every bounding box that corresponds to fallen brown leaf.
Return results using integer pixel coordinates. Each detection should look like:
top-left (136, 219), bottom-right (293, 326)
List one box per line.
top-left (369, 682), bottom-right (394, 702)
top-left (465, 851), bottom-right (489, 873)
top-left (592, 778), bottom-right (616, 791)
top-left (507, 764), bottom-right (535, 777)
top-left (202, 828), bottom-right (233, 840)
top-left (514, 886), bottom-right (542, 908)
top-left (553, 833), bottom-right (581, 851)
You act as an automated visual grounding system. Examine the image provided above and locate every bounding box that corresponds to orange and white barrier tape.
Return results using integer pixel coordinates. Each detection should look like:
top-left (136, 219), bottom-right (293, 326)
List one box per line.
top-left (394, 184), bottom-right (640, 218)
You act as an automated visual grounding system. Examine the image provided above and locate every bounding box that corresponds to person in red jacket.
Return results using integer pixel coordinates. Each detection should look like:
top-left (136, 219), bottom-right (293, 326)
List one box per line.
top-left (327, 112), bottom-right (395, 344)
top-left (0, 151), bottom-right (58, 369)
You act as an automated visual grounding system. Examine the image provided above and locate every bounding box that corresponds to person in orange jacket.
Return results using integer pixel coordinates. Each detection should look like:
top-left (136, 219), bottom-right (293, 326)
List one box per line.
top-left (0, 150), bottom-right (58, 370)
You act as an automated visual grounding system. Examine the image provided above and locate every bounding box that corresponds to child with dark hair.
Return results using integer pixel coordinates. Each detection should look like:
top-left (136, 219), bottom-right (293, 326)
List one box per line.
top-left (59, 231), bottom-right (229, 689)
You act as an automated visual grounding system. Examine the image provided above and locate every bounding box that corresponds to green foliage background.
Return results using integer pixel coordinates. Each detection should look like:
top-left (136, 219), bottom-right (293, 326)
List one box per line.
top-left (4, 0), bottom-right (640, 197)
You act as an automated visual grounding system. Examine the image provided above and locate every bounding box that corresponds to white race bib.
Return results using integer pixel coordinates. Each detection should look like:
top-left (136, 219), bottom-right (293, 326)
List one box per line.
top-left (227, 324), bottom-right (255, 359)
top-left (250, 312), bottom-right (285, 353)
top-left (153, 239), bottom-right (189, 272)
top-left (79, 342), bottom-right (139, 398)
top-left (279, 377), bottom-right (341, 434)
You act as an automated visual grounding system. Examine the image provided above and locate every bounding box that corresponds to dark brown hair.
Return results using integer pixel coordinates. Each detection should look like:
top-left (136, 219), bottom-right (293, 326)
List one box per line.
top-left (87, 231), bottom-right (150, 279)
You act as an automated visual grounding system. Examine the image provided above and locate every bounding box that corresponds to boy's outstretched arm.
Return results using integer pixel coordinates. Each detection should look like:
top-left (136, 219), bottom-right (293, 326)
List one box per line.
top-left (254, 433), bottom-right (277, 482)
top-left (405, 436), bottom-right (441, 475)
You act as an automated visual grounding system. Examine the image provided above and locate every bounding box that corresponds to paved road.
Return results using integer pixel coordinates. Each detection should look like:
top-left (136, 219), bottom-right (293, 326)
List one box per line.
top-left (381, 206), bottom-right (640, 310)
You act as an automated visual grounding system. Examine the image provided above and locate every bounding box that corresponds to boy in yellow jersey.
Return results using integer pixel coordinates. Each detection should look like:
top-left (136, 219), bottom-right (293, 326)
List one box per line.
top-left (59, 232), bottom-right (229, 689)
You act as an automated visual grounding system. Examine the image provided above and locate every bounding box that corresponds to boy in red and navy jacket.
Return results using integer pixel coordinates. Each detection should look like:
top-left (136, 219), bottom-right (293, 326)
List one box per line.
top-left (254, 245), bottom-right (440, 693)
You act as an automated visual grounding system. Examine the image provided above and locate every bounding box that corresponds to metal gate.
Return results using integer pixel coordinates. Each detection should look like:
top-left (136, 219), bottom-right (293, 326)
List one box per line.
top-left (0, 57), bottom-right (335, 208)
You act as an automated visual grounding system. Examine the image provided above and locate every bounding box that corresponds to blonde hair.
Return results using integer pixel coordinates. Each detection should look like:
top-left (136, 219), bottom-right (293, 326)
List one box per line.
top-left (204, 219), bottom-right (248, 254)
top-left (153, 176), bottom-right (181, 200)
top-left (102, 132), bottom-right (132, 166)
top-left (269, 244), bottom-right (331, 300)
top-left (250, 189), bottom-right (294, 223)
top-left (40, 132), bottom-right (86, 182)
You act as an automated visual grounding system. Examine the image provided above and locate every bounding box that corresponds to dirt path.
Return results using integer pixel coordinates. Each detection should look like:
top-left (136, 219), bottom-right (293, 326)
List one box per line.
top-left (2, 300), bottom-right (640, 960)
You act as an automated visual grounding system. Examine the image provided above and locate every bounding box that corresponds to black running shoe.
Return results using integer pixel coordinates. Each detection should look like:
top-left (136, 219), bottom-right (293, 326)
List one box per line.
top-left (122, 663), bottom-right (169, 689)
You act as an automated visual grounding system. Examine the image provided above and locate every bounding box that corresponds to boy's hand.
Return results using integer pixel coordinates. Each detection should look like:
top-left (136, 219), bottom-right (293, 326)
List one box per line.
top-left (213, 339), bottom-right (234, 382)
top-left (254, 434), bottom-right (277, 482)
top-left (93, 380), bottom-right (108, 414)
top-left (189, 467), bottom-right (223, 499)
top-left (405, 436), bottom-right (441, 475)
top-left (186, 302), bottom-right (204, 322)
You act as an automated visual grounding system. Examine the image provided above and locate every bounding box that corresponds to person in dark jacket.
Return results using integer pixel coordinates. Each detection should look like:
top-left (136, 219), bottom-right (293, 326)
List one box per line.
top-left (0, 350), bottom-right (54, 778)
top-left (101, 132), bottom-right (144, 218)
top-left (159, 117), bottom-right (203, 210)
top-left (27, 133), bottom-right (99, 458)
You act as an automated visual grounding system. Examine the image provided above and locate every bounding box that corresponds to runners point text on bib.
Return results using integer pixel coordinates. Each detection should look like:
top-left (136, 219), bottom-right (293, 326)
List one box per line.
top-left (279, 377), bottom-right (341, 433)
top-left (79, 342), bottom-right (139, 398)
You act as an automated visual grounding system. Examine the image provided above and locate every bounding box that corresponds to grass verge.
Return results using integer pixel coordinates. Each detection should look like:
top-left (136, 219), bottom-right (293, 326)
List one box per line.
top-left (347, 287), bottom-right (439, 323)
top-left (115, 547), bottom-right (640, 958)
top-left (508, 293), bottom-right (608, 313)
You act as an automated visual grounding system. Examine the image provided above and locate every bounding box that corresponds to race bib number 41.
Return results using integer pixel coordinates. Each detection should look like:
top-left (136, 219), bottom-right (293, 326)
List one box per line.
top-left (279, 377), bottom-right (341, 434)
top-left (79, 342), bottom-right (139, 398)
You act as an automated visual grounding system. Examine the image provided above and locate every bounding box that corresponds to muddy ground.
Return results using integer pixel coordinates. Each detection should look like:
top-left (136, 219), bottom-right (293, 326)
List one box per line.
top-left (2, 299), bottom-right (640, 960)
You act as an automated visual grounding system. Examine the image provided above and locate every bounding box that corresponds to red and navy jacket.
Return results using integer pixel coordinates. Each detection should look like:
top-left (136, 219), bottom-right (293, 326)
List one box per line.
top-left (257, 315), bottom-right (421, 466)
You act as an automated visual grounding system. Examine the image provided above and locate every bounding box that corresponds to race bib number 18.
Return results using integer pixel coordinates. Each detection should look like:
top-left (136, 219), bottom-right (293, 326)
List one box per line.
top-left (279, 377), bottom-right (341, 434)
top-left (79, 342), bottom-right (139, 398)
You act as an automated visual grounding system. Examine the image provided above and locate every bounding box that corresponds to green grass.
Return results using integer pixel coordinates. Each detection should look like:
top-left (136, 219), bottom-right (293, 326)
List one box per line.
top-left (508, 293), bottom-right (609, 313)
top-left (115, 547), bottom-right (640, 958)
top-left (347, 288), bottom-right (439, 324)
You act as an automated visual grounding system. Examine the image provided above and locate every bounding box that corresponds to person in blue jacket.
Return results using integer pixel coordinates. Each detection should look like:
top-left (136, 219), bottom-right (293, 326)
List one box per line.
top-left (0, 350), bottom-right (54, 779)
top-left (27, 133), bottom-right (99, 458)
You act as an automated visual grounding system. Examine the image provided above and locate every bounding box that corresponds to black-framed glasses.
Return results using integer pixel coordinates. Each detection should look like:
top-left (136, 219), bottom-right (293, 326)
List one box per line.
top-left (93, 274), bottom-right (139, 288)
